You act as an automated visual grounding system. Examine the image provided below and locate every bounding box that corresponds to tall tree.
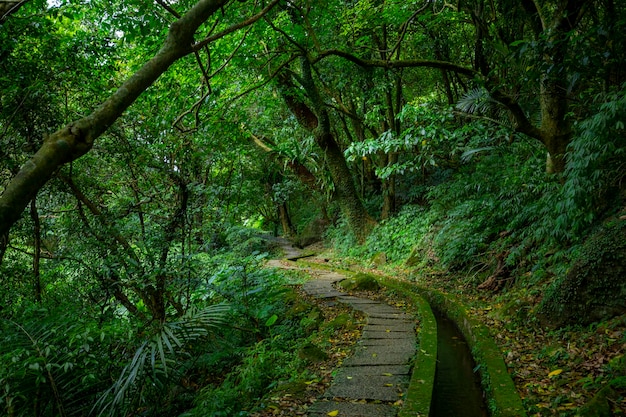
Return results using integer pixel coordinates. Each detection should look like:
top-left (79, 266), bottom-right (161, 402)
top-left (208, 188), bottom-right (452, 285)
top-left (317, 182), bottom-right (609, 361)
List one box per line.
top-left (278, 56), bottom-right (376, 242)
top-left (0, 0), bottom-right (279, 237)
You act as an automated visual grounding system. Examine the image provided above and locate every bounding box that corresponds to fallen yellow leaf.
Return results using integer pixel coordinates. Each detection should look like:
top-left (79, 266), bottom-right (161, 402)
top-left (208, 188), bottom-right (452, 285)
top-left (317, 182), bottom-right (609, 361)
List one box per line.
top-left (327, 410), bottom-right (339, 416)
top-left (548, 369), bottom-right (563, 377)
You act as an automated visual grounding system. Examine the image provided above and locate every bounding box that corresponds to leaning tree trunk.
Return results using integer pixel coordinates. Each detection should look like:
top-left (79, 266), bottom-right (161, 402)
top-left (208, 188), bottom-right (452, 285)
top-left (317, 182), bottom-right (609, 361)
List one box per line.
top-left (540, 79), bottom-right (571, 174)
top-left (0, 0), bottom-right (279, 237)
top-left (278, 58), bottom-right (375, 243)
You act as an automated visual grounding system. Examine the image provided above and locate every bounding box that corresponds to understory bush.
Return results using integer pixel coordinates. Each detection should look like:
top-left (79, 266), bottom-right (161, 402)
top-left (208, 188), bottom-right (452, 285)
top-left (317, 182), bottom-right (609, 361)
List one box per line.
top-left (331, 89), bottom-right (625, 288)
top-left (0, 224), bottom-right (301, 417)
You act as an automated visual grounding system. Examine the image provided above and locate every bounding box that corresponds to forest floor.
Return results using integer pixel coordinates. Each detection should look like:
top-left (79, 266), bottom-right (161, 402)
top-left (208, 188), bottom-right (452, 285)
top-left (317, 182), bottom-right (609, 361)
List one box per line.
top-left (311, 250), bottom-right (626, 416)
top-left (261, 239), bottom-right (626, 416)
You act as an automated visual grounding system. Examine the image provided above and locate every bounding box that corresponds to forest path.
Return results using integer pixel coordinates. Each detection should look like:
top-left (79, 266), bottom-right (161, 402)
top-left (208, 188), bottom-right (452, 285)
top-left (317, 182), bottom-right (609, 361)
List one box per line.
top-left (267, 239), bottom-right (416, 417)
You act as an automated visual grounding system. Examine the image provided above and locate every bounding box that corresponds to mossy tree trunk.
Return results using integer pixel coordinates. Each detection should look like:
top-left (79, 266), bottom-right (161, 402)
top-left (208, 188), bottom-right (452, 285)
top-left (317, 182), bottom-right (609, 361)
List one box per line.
top-left (0, 0), bottom-right (279, 237)
top-left (279, 57), bottom-right (375, 243)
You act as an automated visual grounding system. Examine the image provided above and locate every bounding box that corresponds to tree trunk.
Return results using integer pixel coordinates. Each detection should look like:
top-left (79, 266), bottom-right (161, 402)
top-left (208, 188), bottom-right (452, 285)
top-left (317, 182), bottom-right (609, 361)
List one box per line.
top-left (381, 153), bottom-right (398, 219)
top-left (318, 131), bottom-right (375, 242)
top-left (0, 0), bottom-right (230, 237)
top-left (278, 203), bottom-right (296, 237)
top-left (0, 232), bottom-right (8, 267)
top-left (30, 198), bottom-right (42, 303)
top-left (279, 58), bottom-right (375, 243)
top-left (540, 80), bottom-right (571, 174)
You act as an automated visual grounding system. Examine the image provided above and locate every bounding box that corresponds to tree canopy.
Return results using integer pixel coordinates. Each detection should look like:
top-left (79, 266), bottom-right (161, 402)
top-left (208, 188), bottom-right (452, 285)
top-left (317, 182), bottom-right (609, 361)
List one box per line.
top-left (1, 0), bottom-right (625, 415)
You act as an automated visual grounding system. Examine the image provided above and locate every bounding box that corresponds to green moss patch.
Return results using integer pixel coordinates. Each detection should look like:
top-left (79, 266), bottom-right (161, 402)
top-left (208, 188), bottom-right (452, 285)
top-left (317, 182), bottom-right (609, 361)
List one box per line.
top-left (416, 288), bottom-right (527, 417)
top-left (538, 221), bottom-right (626, 327)
top-left (380, 279), bottom-right (437, 417)
top-left (339, 272), bottom-right (381, 291)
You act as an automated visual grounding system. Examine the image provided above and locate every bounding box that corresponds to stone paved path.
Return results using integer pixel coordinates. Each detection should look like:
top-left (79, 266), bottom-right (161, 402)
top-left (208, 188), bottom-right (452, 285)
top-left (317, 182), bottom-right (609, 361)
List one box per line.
top-left (301, 269), bottom-right (416, 417)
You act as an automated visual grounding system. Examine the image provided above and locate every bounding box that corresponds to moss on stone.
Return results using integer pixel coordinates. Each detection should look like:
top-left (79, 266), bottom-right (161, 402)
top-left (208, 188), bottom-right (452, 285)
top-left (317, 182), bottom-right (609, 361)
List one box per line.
top-left (578, 385), bottom-right (614, 417)
top-left (298, 343), bottom-right (329, 363)
top-left (324, 312), bottom-right (354, 330)
top-left (339, 272), bottom-right (380, 291)
top-left (370, 251), bottom-right (387, 266)
top-left (538, 221), bottom-right (626, 327)
top-left (377, 275), bottom-right (526, 417)
top-left (295, 261), bottom-right (525, 416)
top-left (418, 288), bottom-right (527, 417)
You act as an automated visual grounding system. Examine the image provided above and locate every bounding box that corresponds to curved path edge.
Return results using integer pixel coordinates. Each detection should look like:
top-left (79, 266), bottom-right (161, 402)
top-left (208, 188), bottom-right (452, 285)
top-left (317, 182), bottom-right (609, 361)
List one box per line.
top-left (296, 260), bottom-right (527, 417)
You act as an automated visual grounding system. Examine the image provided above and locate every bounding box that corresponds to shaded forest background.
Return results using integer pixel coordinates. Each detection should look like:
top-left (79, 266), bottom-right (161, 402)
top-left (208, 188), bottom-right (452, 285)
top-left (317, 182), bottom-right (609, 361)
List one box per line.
top-left (1, 0), bottom-right (625, 415)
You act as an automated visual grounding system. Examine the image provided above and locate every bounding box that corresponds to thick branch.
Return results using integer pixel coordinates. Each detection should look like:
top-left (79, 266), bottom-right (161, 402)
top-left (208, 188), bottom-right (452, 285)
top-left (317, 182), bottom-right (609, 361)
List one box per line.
top-left (193, 0), bottom-right (280, 50)
top-left (489, 89), bottom-right (543, 141)
top-left (0, 0), bottom-right (29, 23)
top-left (0, 0), bottom-right (228, 236)
top-left (314, 49), bottom-right (481, 79)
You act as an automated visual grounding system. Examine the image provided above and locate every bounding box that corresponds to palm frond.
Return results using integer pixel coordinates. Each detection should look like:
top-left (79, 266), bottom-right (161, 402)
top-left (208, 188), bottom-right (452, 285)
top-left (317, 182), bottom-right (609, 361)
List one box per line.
top-left (457, 87), bottom-right (514, 128)
top-left (94, 303), bottom-right (230, 417)
top-left (456, 87), bottom-right (495, 115)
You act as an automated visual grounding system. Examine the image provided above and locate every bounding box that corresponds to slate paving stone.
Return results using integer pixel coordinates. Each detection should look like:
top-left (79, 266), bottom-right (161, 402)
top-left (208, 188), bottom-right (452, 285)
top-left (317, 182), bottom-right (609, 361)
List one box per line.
top-left (297, 265), bottom-right (417, 417)
top-left (334, 364), bottom-right (411, 376)
top-left (368, 313), bottom-right (411, 320)
top-left (362, 329), bottom-right (415, 340)
top-left (354, 344), bottom-right (416, 355)
top-left (324, 375), bottom-right (407, 401)
top-left (308, 291), bottom-right (345, 299)
top-left (366, 323), bottom-right (415, 332)
top-left (359, 306), bottom-right (407, 315)
top-left (332, 373), bottom-right (409, 388)
top-left (367, 317), bottom-right (414, 326)
top-left (308, 401), bottom-right (397, 417)
top-left (343, 351), bottom-right (413, 366)
top-left (359, 338), bottom-right (416, 349)
top-left (337, 296), bottom-right (380, 304)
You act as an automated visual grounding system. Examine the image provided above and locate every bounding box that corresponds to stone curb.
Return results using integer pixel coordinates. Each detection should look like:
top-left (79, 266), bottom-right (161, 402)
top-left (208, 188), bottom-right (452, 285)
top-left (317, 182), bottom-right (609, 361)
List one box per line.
top-left (297, 261), bottom-right (527, 417)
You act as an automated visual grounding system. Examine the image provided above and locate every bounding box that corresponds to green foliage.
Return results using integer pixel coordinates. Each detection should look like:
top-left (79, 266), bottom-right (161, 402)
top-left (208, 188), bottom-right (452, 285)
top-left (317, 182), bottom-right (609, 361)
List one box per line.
top-left (183, 284), bottom-right (335, 416)
top-left (0, 305), bottom-right (126, 417)
top-left (345, 103), bottom-right (459, 179)
top-left (538, 221), bottom-right (626, 327)
top-left (95, 304), bottom-right (230, 417)
top-left (561, 87), bottom-right (626, 234)
top-left (185, 335), bottom-right (305, 417)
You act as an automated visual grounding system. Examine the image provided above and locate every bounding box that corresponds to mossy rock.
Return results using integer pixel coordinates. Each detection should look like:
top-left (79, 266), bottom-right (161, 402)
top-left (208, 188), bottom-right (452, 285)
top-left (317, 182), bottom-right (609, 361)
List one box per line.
top-left (405, 246), bottom-right (420, 267)
top-left (273, 380), bottom-right (308, 396)
top-left (295, 217), bottom-right (329, 248)
top-left (324, 313), bottom-right (354, 330)
top-left (370, 251), bottom-right (387, 266)
top-left (339, 272), bottom-right (380, 291)
top-left (300, 307), bottom-right (323, 332)
top-left (578, 386), bottom-right (613, 417)
top-left (497, 298), bottom-right (533, 323)
top-left (537, 221), bottom-right (626, 327)
top-left (298, 343), bottom-right (328, 362)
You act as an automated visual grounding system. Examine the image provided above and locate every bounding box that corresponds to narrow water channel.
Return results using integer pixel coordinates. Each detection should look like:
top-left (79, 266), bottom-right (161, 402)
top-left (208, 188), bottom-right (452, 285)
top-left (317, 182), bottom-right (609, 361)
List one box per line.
top-left (429, 311), bottom-right (489, 417)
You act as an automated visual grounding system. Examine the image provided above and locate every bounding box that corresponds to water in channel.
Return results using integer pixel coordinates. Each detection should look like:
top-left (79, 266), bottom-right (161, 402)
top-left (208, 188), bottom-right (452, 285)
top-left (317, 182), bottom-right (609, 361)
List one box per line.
top-left (429, 311), bottom-right (489, 417)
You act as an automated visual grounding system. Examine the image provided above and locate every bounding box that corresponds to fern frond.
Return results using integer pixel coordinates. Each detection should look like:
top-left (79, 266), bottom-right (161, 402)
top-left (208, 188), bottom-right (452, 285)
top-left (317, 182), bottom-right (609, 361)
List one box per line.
top-left (94, 303), bottom-right (230, 416)
top-left (456, 87), bottom-right (494, 115)
top-left (457, 88), bottom-right (514, 128)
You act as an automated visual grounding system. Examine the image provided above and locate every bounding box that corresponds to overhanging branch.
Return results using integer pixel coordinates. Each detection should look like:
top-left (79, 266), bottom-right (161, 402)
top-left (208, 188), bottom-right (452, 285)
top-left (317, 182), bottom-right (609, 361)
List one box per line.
top-left (313, 49), bottom-right (481, 79)
top-left (192, 0), bottom-right (280, 50)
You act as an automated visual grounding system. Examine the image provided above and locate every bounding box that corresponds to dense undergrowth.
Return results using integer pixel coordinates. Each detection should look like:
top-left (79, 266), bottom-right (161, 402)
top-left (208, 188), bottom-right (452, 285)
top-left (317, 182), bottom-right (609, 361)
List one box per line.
top-left (321, 91), bottom-right (626, 415)
top-left (0, 229), bottom-right (359, 417)
top-left (1, 82), bottom-right (624, 417)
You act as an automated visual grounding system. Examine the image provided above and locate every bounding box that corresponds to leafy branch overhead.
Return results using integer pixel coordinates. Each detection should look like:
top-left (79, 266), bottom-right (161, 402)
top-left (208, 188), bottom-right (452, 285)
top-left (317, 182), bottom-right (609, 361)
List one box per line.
top-left (0, 0), bottom-right (624, 416)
